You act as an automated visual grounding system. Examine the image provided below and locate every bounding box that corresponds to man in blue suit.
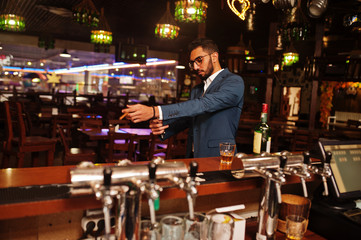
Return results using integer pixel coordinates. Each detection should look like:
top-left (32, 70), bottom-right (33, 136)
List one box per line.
top-left (123, 38), bottom-right (244, 158)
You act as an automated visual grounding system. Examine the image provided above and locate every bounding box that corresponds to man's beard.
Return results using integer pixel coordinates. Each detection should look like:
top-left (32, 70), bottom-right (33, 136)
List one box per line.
top-left (198, 62), bottom-right (214, 81)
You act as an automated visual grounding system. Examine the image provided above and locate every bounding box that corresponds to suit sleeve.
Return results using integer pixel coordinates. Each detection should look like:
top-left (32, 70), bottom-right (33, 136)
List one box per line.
top-left (160, 117), bottom-right (191, 140)
top-left (161, 74), bottom-right (244, 120)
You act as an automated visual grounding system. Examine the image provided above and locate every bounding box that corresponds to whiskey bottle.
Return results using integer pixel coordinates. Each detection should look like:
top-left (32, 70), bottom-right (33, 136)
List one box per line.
top-left (253, 103), bottom-right (271, 154)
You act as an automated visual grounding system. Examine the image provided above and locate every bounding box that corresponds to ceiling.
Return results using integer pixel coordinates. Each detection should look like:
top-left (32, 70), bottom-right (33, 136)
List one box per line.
top-left (0, 0), bottom-right (361, 70)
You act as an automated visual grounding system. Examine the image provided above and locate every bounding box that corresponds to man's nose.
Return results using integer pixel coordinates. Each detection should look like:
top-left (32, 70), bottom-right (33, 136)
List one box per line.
top-left (193, 63), bottom-right (200, 70)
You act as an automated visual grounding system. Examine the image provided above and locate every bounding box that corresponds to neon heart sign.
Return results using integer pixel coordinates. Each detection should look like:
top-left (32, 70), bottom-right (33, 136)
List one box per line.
top-left (227, 0), bottom-right (250, 20)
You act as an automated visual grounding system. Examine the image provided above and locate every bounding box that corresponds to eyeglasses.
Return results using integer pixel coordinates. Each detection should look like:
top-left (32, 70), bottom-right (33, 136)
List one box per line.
top-left (188, 54), bottom-right (212, 69)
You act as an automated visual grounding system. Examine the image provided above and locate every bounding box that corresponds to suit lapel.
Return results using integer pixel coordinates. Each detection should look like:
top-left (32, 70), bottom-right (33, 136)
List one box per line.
top-left (191, 83), bottom-right (204, 99)
top-left (203, 69), bottom-right (228, 95)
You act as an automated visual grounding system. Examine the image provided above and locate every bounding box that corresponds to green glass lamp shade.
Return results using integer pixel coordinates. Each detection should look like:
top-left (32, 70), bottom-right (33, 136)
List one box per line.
top-left (174, 0), bottom-right (208, 23)
top-left (0, 14), bottom-right (25, 31)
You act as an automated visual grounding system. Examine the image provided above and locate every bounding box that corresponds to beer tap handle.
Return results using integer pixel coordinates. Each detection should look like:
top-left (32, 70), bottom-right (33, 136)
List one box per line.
top-left (148, 162), bottom-right (157, 184)
top-left (325, 151), bottom-right (332, 164)
top-left (303, 151), bottom-right (311, 165)
top-left (147, 162), bottom-right (158, 225)
top-left (321, 151), bottom-right (332, 196)
top-left (104, 168), bottom-right (112, 189)
top-left (102, 168), bottom-right (113, 240)
top-left (279, 155), bottom-right (287, 170)
top-left (190, 161), bottom-right (198, 180)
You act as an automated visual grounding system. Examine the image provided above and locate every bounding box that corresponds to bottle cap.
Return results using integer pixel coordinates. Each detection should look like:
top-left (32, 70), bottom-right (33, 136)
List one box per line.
top-left (262, 103), bottom-right (268, 113)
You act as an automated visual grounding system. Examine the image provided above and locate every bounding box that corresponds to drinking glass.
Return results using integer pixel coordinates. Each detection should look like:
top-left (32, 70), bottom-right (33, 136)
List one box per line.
top-left (278, 194), bottom-right (311, 233)
top-left (207, 213), bottom-right (234, 240)
top-left (160, 215), bottom-right (184, 240)
top-left (286, 215), bottom-right (307, 240)
top-left (140, 220), bottom-right (161, 240)
top-left (183, 212), bottom-right (208, 240)
top-left (219, 142), bottom-right (236, 164)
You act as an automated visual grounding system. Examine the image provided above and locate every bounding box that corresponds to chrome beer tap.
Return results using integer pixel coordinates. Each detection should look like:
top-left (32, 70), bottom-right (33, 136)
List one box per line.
top-left (140, 162), bottom-right (163, 226)
top-left (282, 151), bottom-right (312, 197)
top-left (256, 155), bottom-right (286, 240)
top-left (307, 151), bottom-right (332, 196)
top-left (94, 168), bottom-right (114, 240)
top-left (70, 160), bottom-right (189, 240)
top-left (165, 161), bottom-right (199, 220)
top-left (184, 161), bottom-right (199, 220)
top-left (320, 151), bottom-right (332, 196)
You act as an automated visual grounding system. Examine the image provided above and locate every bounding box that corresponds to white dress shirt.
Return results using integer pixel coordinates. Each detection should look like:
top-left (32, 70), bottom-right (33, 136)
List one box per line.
top-left (158, 69), bottom-right (224, 120)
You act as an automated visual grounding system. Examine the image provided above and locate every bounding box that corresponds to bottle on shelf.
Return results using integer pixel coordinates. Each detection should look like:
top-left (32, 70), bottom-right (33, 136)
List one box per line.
top-left (253, 103), bottom-right (271, 154)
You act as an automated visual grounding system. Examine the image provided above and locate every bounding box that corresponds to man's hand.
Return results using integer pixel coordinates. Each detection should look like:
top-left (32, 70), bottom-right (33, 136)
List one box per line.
top-left (122, 104), bottom-right (155, 123)
top-left (149, 119), bottom-right (168, 135)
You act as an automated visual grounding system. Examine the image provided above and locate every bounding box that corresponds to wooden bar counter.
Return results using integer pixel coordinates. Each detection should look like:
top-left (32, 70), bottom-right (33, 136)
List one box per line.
top-left (0, 156), bottom-right (324, 239)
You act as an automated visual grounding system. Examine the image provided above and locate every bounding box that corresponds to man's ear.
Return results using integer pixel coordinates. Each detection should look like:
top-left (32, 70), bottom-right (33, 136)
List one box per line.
top-left (212, 52), bottom-right (218, 62)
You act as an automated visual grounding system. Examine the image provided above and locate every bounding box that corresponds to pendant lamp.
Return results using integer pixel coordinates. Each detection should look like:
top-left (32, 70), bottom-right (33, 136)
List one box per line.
top-left (155, 2), bottom-right (180, 39)
top-left (0, 14), bottom-right (25, 31)
top-left (90, 8), bottom-right (112, 45)
top-left (283, 43), bottom-right (299, 66)
top-left (174, 0), bottom-right (208, 23)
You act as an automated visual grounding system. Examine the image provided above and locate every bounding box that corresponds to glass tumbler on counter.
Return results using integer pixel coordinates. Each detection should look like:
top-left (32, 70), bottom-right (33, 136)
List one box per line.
top-left (219, 142), bottom-right (236, 164)
top-left (183, 212), bottom-right (208, 240)
top-left (286, 215), bottom-right (307, 240)
top-left (207, 213), bottom-right (234, 240)
top-left (160, 215), bottom-right (184, 240)
top-left (140, 220), bottom-right (161, 240)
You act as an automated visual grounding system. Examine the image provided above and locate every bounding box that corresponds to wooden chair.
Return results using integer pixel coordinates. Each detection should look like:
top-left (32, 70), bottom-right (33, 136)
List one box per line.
top-left (106, 131), bottom-right (136, 162)
top-left (165, 130), bottom-right (189, 159)
top-left (291, 129), bottom-right (318, 152)
top-left (79, 118), bottom-right (103, 131)
top-left (51, 114), bottom-right (72, 139)
top-left (66, 106), bottom-right (85, 114)
top-left (40, 107), bottom-right (52, 116)
top-left (57, 125), bottom-right (96, 165)
top-left (78, 118), bottom-right (103, 148)
top-left (147, 133), bottom-right (171, 160)
top-left (21, 105), bottom-right (50, 137)
top-left (2, 101), bottom-right (57, 168)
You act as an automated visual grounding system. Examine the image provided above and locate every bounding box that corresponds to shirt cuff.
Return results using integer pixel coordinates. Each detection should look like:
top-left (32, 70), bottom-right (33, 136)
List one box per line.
top-left (157, 106), bottom-right (163, 120)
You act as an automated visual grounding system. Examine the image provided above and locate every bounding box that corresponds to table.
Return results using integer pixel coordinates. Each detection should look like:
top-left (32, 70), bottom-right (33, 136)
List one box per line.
top-left (78, 128), bottom-right (152, 141)
top-left (79, 128), bottom-right (153, 161)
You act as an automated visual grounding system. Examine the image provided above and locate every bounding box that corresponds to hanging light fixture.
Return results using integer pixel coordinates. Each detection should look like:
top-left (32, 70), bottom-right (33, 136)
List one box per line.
top-left (283, 43), bottom-right (299, 66)
top-left (72, 0), bottom-right (99, 27)
top-left (155, 2), bottom-right (180, 39)
top-left (59, 49), bottom-right (71, 58)
top-left (279, 2), bottom-right (310, 44)
top-left (174, 0), bottom-right (208, 23)
top-left (227, 0), bottom-right (250, 21)
top-left (90, 8), bottom-right (112, 45)
top-left (0, 14), bottom-right (25, 31)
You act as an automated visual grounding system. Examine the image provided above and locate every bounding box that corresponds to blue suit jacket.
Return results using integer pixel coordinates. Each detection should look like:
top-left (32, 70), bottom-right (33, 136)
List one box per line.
top-left (160, 68), bottom-right (244, 158)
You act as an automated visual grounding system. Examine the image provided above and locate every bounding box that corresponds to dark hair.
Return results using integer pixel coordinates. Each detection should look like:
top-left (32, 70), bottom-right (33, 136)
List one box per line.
top-left (188, 38), bottom-right (219, 54)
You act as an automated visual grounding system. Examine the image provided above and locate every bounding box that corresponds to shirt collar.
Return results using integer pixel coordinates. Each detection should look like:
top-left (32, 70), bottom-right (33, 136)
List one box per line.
top-left (206, 68), bottom-right (224, 83)
top-left (204, 68), bottom-right (224, 89)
